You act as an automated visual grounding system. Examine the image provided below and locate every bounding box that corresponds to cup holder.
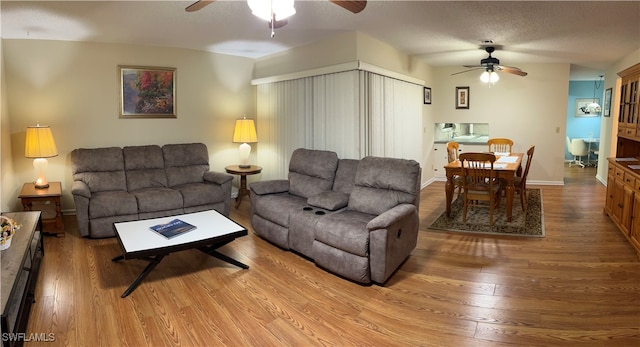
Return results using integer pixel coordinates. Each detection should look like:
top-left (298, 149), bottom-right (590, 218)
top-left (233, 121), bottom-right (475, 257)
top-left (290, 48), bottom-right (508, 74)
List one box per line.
top-left (315, 211), bottom-right (326, 216)
top-left (303, 206), bottom-right (313, 211)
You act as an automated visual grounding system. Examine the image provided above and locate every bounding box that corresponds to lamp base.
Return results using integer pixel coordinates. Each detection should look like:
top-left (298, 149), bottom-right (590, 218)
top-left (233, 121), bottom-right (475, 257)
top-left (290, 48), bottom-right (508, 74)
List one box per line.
top-left (238, 164), bottom-right (251, 169)
top-left (34, 182), bottom-right (50, 189)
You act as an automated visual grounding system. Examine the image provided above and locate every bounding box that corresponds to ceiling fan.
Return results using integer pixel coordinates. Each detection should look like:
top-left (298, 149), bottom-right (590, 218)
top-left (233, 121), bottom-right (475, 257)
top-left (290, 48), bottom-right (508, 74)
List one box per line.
top-left (452, 46), bottom-right (527, 83)
top-left (186, 0), bottom-right (367, 29)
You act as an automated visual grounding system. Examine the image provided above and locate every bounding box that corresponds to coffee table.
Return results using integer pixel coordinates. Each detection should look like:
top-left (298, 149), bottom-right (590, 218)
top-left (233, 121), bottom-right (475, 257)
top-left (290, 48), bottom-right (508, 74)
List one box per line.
top-left (112, 210), bottom-right (248, 298)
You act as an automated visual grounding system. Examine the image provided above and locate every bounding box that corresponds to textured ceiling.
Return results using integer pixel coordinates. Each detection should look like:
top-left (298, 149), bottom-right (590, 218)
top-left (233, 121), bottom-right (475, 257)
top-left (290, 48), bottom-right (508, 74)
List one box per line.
top-left (2, 1), bottom-right (640, 80)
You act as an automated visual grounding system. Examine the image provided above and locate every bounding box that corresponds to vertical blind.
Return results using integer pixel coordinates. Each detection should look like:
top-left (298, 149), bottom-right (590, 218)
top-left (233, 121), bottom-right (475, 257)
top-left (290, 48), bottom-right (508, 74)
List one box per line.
top-left (256, 70), bottom-right (422, 180)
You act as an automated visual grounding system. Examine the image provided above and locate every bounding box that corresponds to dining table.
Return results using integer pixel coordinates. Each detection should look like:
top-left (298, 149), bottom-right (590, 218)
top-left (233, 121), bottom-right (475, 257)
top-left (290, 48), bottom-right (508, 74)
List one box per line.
top-left (444, 152), bottom-right (524, 222)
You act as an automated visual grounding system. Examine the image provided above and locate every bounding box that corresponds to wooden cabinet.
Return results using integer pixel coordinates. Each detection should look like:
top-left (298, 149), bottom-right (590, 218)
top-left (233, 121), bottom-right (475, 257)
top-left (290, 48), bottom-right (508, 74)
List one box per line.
top-left (616, 64), bottom-right (640, 157)
top-left (606, 159), bottom-right (640, 250)
top-left (606, 63), bottom-right (640, 256)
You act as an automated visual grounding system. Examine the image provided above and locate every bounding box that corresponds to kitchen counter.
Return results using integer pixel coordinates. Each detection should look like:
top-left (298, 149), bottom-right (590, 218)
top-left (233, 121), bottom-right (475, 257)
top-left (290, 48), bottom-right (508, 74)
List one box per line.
top-left (434, 135), bottom-right (489, 145)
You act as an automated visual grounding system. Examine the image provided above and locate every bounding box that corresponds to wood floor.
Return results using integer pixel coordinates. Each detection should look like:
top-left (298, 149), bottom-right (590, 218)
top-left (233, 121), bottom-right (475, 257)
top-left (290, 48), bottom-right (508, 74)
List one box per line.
top-left (25, 165), bottom-right (640, 346)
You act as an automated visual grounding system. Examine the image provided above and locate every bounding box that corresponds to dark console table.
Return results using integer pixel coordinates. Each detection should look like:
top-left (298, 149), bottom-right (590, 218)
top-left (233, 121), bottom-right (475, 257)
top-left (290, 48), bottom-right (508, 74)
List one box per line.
top-left (1, 212), bottom-right (43, 347)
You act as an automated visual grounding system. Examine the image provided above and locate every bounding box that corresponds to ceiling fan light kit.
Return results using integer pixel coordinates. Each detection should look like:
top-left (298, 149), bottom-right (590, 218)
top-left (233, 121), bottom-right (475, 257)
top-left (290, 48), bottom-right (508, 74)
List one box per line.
top-left (453, 46), bottom-right (528, 85)
top-left (247, 0), bottom-right (296, 22)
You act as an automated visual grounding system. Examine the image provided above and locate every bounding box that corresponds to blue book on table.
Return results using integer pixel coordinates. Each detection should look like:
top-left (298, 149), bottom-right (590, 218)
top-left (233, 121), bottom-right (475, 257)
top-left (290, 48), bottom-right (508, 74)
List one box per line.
top-left (150, 219), bottom-right (196, 239)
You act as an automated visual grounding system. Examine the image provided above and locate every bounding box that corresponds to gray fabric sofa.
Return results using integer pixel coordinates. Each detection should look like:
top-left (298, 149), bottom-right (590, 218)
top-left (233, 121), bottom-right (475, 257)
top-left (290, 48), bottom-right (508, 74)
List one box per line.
top-left (71, 143), bottom-right (233, 238)
top-left (250, 148), bottom-right (421, 284)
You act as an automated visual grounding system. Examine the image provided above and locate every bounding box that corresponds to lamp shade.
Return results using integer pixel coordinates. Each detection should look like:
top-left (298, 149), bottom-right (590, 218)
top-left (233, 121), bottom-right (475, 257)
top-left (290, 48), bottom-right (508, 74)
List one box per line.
top-left (232, 118), bottom-right (258, 143)
top-left (25, 125), bottom-right (58, 158)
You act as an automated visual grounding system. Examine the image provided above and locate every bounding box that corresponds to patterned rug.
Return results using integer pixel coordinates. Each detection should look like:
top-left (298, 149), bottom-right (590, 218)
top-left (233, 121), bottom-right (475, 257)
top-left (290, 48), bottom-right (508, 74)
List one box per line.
top-left (429, 189), bottom-right (545, 237)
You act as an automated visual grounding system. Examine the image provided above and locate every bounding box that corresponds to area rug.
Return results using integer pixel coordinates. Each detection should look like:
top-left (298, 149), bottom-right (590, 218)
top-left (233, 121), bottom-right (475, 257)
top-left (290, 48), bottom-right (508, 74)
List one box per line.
top-left (429, 189), bottom-right (545, 237)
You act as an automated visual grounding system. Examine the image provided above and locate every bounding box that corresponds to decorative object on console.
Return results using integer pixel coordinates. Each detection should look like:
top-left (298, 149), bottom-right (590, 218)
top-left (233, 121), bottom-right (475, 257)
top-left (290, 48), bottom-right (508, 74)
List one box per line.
top-left (24, 123), bottom-right (58, 189)
top-left (233, 115), bottom-right (258, 168)
top-left (0, 216), bottom-right (21, 251)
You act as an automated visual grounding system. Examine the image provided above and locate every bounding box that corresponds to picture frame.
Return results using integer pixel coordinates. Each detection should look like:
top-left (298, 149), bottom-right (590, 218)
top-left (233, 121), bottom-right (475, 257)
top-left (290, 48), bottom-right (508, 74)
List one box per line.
top-left (603, 88), bottom-right (612, 117)
top-left (119, 65), bottom-right (176, 118)
top-left (423, 87), bottom-right (432, 104)
top-left (575, 98), bottom-right (599, 117)
top-left (455, 86), bottom-right (469, 109)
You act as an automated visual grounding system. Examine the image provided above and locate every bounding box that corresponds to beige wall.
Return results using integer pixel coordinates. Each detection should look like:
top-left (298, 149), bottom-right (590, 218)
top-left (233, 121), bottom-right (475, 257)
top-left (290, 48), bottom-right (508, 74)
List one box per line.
top-left (2, 39), bottom-right (256, 212)
top-left (431, 63), bottom-right (571, 184)
top-left (1, 39), bottom-right (17, 212)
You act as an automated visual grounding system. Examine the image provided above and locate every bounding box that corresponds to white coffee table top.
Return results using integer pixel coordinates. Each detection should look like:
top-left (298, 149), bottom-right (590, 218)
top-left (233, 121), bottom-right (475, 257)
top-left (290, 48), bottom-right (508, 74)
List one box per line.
top-left (114, 210), bottom-right (246, 255)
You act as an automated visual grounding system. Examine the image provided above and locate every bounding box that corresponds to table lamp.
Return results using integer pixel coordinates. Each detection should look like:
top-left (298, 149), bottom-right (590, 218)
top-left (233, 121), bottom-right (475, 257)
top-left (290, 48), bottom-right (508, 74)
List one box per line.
top-left (25, 123), bottom-right (58, 188)
top-left (232, 116), bottom-right (257, 168)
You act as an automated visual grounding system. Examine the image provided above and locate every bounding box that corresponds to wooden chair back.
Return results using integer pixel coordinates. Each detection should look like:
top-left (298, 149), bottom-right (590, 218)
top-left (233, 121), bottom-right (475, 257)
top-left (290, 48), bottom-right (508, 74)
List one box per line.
top-left (446, 141), bottom-right (460, 163)
top-left (488, 138), bottom-right (514, 153)
top-left (459, 152), bottom-right (501, 224)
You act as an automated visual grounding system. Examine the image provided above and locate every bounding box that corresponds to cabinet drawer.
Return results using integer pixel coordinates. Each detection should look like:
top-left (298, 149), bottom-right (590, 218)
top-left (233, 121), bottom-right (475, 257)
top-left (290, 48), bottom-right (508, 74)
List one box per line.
top-left (624, 127), bottom-right (637, 136)
top-left (624, 173), bottom-right (636, 186)
top-left (615, 167), bottom-right (626, 179)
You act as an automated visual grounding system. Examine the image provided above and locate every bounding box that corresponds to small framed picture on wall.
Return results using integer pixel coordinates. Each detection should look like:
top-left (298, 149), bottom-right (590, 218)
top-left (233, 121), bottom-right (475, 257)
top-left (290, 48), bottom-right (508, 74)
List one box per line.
top-left (456, 86), bottom-right (469, 109)
top-left (424, 87), bottom-right (432, 104)
top-left (603, 88), bottom-right (612, 117)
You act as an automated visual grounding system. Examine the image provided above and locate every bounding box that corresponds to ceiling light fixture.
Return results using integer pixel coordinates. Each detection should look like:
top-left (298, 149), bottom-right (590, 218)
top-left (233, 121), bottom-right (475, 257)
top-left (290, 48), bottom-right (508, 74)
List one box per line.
top-left (247, 0), bottom-right (296, 37)
top-left (580, 75), bottom-right (603, 114)
top-left (480, 68), bottom-right (500, 84)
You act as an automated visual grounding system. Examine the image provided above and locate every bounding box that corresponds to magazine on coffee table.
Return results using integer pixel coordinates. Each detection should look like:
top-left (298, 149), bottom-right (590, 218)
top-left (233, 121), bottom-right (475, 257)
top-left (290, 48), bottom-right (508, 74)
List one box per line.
top-left (150, 218), bottom-right (197, 239)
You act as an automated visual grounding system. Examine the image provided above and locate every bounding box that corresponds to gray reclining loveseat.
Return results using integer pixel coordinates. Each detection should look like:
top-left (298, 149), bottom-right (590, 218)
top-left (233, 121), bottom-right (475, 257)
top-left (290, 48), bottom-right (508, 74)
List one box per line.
top-left (250, 148), bottom-right (421, 284)
top-left (71, 143), bottom-right (233, 238)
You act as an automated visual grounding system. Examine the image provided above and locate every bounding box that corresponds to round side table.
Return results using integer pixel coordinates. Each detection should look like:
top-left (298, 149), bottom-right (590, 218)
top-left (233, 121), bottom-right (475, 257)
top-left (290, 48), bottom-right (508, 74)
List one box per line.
top-left (225, 165), bottom-right (262, 208)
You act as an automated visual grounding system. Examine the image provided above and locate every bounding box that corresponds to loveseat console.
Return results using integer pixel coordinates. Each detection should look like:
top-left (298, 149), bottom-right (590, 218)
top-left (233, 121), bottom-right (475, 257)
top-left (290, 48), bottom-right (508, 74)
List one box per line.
top-left (250, 148), bottom-right (421, 284)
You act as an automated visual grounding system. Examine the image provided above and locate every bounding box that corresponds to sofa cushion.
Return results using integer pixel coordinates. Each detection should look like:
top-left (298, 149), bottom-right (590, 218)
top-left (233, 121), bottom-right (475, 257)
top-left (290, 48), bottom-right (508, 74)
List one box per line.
top-left (130, 188), bottom-right (183, 213)
top-left (172, 182), bottom-right (227, 208)
top-left (124, 145), bottom-right (168, 191)
top-left (349, 156), bottom-right (420, 216)
top-left (307, 191), bottom-right (349, 211)
top-left (88, 190), bottom-right (138, 218)
top-left (314, 210), bottom-right (374, 257)
top-left (71, 147), bottom-right (127, 192)
top-left (163, 143), bottom-right (209, 187)
top-left (288, 148), bottom-right (339, 198)
top-left (332, 159), bottom-right (359, 194)
top-left (253, 194), bottom-right (307, 227)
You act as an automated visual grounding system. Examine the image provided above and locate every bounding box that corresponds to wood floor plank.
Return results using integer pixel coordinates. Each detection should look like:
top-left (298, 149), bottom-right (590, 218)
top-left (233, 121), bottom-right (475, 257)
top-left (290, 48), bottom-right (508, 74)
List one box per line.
top-left (23, 165), bottom-right (640, 346)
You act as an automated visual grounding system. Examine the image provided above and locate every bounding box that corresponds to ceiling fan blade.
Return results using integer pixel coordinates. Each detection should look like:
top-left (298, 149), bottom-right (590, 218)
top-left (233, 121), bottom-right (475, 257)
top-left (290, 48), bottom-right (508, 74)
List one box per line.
top-left (463, 64), bottom-right (485, 68)
top-left (452, 67), bottom-right (483, 76)
top-left (498, 66), bottom-right (528, 76)
top-left (186, 0), bottom-right (215, 12)
top-left (329, 0), bottom-right (367, 13)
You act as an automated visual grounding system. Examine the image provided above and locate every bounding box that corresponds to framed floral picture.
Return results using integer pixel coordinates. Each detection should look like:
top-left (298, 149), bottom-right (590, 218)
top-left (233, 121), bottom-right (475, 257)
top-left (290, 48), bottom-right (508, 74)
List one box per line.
top-left (119, 66), bottom-right (176, 118)
top-left (456, 86), bottom-right (469, 109)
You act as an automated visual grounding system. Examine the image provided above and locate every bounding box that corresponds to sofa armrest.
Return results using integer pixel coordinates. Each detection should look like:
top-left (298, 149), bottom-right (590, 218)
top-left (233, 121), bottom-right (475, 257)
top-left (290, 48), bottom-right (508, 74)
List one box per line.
top-left (250, 180), bottom-right (290, 195)
top-left (203, 171), bottom-right (233, 185)
top-left (366, 204), bottom-right (416, 230)
top-left (72, 180), bottom-right (91, 199)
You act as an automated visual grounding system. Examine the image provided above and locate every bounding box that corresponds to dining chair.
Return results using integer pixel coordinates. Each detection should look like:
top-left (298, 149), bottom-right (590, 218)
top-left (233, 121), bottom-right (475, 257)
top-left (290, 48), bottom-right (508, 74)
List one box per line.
top-left (513, 145), bottom-right (535, 211)
top-left (459, 152), bottom-right (502, 225)
top-left (446, 141), bottom-right (463, 197)
top-left (487, 138), bottom-right (513, 153)
top-left (569, 138), bottom-right (588, 168)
